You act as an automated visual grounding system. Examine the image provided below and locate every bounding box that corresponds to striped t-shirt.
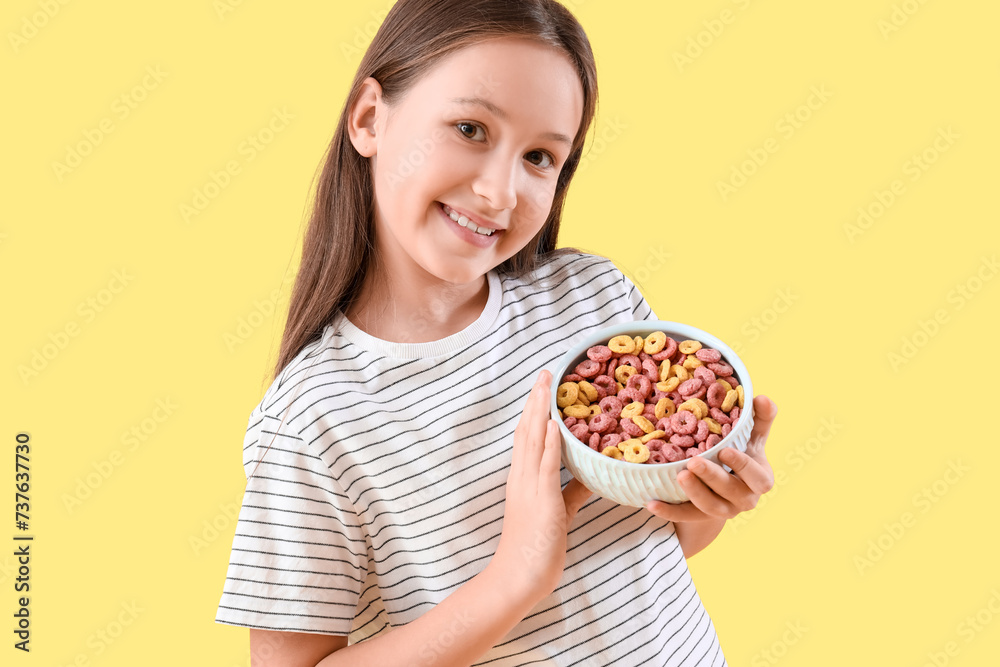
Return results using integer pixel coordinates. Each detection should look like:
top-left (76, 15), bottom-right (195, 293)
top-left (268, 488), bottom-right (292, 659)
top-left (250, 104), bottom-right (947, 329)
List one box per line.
top-left (215, 252), bottom-right (727, 666)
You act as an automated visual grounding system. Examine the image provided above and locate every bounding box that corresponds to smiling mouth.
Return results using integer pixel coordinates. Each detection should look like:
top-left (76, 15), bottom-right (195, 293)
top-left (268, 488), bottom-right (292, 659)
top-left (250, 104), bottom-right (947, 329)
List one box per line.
top-left (441, 204), bottom-right (497, 236)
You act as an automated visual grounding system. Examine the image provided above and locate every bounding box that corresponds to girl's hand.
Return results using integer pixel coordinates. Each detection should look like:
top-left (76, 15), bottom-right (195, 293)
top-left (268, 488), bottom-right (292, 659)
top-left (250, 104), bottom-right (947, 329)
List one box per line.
top-left (490, 370), bottom-right (593, 600)
top-left (646, 395), bottom-right (777, 523)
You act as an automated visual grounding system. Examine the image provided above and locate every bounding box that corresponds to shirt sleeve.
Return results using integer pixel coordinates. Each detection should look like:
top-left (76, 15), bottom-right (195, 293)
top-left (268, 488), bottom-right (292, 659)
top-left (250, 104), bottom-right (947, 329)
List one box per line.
top-left (215, 405), bottom-right (368, 635)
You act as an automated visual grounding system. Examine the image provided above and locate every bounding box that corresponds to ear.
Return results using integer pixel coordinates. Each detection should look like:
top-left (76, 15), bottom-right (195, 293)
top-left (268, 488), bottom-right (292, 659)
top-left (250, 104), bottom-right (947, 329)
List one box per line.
top-left (348, 77), bottom-right (383, 158)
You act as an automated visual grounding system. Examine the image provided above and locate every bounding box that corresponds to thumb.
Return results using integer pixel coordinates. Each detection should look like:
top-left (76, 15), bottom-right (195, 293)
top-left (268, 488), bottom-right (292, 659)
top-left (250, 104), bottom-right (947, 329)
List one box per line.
top-left (562, 477), bottom-right (593, 520)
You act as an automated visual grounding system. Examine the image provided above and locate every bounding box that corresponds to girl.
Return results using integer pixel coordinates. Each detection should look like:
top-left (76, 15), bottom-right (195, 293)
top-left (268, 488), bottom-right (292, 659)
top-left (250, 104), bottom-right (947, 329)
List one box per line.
top-left (215, 1), bottom-right (777, 665)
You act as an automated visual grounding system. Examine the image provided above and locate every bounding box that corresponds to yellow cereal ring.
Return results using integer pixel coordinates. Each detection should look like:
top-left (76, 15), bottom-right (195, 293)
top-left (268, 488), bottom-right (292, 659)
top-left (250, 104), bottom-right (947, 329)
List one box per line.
top-left (564, 404), bottom-right (591, 419)
top-left (632, 415), bottom-right (654, 434)
top-left (556, 382), bottom-right (579, 408)
top-left (620, 401), bottom-right (644, 419)
top-left (601, 445), bottom-right (624, 460)
top-left (574, 391), bottom-right (590, 407)
top-left (614, 365), bottom-right (637, 385)
top-left (657, 378), bottom-right (680, 393)
top-left (633, 336), bottom-right (645, 354)
top-left (588, 404), bottom-right (602, 417)
top-left (703, 417), bottom-right (722, 435)
top-left (608, 335), bottom-right (635, 354)
top-left (682, 356), bottom-right (703, 370)
top-left (622, 440), bottom-right (650, 463)
top-left (678, 339), bottom-right (702, 354)
top-left (641, 429), bottom-right (666, 443)
top-left (716, 378), bottom-right (732, 392)
top-left (678, 399), bottom-right (708, 420)
top-left (618, 437), bottom-right (642, 452)
top-left (737, 385), bottom-right (745, 408)
top-left (721, 389), bottom-right (738, 412)
top-left (670, 365), bottom-right (690, 382)
top-left (578, 380), bottom-right (599, 403)
top-left (658, 361), bottom-right (671, 382)
top-left (654, 397), bottom-right (676, 419)
top-left (643, 331), bottom-right (666, 354)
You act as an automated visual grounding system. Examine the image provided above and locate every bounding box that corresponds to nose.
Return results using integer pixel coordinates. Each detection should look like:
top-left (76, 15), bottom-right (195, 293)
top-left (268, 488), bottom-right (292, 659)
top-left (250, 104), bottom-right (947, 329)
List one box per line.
top-left (471, 150), bottom-right (518, 211)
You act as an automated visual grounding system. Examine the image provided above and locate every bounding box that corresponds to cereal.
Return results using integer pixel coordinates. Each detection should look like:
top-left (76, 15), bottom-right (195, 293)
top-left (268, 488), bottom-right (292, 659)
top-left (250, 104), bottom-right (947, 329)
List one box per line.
top-left (556, 382), bottom-right (579, 408)
top-left (608, 335), bottom-right (635, 354)
top-left (560, 329), bottom-right (747, 465)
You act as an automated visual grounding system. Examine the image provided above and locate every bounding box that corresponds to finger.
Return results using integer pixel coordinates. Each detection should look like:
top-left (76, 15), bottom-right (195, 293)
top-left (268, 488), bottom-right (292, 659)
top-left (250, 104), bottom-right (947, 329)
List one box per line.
top-left (538, 419), bottom-right (563, 483)
top-left (511, 372), bottom-right (551, 476)
top-left (684, 457), bottom-right (749, 511)
top-left (718, 447), bottom-right (774, 496)
top-left (745, 394), bottom-right (777, 457)
top-left (645, 496), bottom-right (707, 523)
top-left (561, 477), bottom-right (593, 520)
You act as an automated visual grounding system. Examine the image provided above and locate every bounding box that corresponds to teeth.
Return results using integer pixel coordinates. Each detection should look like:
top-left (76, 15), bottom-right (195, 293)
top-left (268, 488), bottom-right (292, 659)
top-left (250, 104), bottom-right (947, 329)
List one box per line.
top-left (444, 205), bottom-right (494, 236)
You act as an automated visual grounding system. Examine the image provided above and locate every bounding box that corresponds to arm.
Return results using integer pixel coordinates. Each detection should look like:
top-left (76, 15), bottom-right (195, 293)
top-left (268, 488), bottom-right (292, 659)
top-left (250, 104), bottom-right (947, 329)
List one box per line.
top-left (251, 371), bottom-right (593, 667)
top-left (647, 395), bottom-right (778, 557)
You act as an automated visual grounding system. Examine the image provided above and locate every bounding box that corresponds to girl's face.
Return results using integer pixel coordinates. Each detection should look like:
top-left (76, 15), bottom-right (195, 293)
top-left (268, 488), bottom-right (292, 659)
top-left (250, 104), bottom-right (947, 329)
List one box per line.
top-left (353, 37), bottom-right (584, 286)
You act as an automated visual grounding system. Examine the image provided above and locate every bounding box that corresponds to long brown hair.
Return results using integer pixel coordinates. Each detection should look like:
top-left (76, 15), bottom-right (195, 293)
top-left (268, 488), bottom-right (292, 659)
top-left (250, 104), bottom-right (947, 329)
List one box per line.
top-left (270, 0), bottom-right (598, 383)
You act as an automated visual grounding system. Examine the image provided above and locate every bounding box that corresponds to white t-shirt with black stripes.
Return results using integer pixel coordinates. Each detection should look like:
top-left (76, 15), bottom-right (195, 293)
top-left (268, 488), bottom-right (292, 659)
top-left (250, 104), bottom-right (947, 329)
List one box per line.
top-left (215, 252), bottom-right (727, 666)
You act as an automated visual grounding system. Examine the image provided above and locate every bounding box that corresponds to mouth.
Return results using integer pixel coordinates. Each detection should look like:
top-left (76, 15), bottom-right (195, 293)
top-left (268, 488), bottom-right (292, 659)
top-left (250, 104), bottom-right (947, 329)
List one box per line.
top-left (440, 203), bottom-right (502, 237)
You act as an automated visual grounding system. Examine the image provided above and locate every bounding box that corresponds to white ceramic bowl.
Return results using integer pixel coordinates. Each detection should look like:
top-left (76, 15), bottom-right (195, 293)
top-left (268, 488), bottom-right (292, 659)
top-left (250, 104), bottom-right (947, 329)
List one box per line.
top-left (550, 320), bottom-right (754, 507)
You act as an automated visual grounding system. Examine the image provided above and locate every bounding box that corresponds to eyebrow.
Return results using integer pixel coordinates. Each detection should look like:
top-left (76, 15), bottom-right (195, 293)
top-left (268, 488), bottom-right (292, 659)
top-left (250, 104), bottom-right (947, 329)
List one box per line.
top-left (450, 96), bottom-right (574, 147)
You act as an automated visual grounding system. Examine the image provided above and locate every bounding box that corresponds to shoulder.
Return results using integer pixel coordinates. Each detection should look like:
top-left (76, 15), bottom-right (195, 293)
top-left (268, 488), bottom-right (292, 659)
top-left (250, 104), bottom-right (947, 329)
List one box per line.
top-left (499, 250), bottom-right (627, 296)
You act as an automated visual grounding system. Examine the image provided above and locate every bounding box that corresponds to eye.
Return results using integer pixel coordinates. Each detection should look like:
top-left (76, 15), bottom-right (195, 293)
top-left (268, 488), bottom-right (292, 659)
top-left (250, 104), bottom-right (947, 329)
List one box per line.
top-left (525, 150), bottom-right (555, 169)
top-left (456, 122), bottom-right (485, 141)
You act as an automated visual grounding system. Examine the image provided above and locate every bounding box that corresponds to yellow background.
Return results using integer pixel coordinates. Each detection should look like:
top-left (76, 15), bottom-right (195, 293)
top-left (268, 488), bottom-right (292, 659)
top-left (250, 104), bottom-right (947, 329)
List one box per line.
top-left (3, 0), bottom-right (998, 664)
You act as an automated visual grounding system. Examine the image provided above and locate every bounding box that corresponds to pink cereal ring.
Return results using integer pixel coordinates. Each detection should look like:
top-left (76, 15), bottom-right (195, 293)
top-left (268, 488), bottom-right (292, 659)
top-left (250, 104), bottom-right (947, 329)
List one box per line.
top-left (563, 416), bottom-right (578, 428)
top-left (684, 447), bottom-right (700, 459)
top-left (641, 403), bottom-right (657, 421)
top-left (642, 358), bottom-right (659, 383)
top-left (705, 434), bottom-right (722, 449)
top-left (662, 442), bottom-right (685, 462)
top-left (645, 438), bottom-right (666, 452)
top-left (730, 405), bottom-right (741, 421)
top-left (655, 417), bottom-right (674, 437)
top-left (707, 382), bottom-right (728, 408)
top-left (588, 413), bottom-right (616, 434)
top-left (721, 423), bottom-right (732, 436)
top-left (575, 359), bottom-right (602, 378)
top-left (589, 432), bottom-right (601, 450)
top-left (709, 407), bottom-right (732, 424)
top-left (669, 411), bottom-right (698, 434)
top-left (678, 378), bottom-right (703, 398)
top-left (618, 387), bottom-right (645, 404)
top-left (606, 358), bottom-right (618, 376)
top-left (593, 375), bottom-right (617, 395)
top-left (697, 440), bottom-right (711, 453)
top-left (707, 361), bottom-right (734, 377)
top-left (694, 419), bottom-right (710, 443)
top-left (694, 348), bottom-right (722, 363)
top-left (600, 433), bottom-right (623, 450)
top-left (669, 433), bottom-right (695, 448)
top-left (626, 374), bottom-right (652, 399)
top-left (562, 373), bottom-right (584, 383)
top-left (693, 366), bottom-right (716, 386)
top-left (620, 418), bottom-right (644, 437)
top-left (619, 354), bottom-right (641, 370)
top-left (649, 450), bottom-right (667, 464)
top-left (722, 375), bottom-right (739, 389)
top-left (599, 396), bottom-right (624, 416)
top-left (587, 345), bottom-right (613, 363)
top-left (651, 337), bottom-right (678, 361)
top-left (569, 423), bottom-right (591, 441)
